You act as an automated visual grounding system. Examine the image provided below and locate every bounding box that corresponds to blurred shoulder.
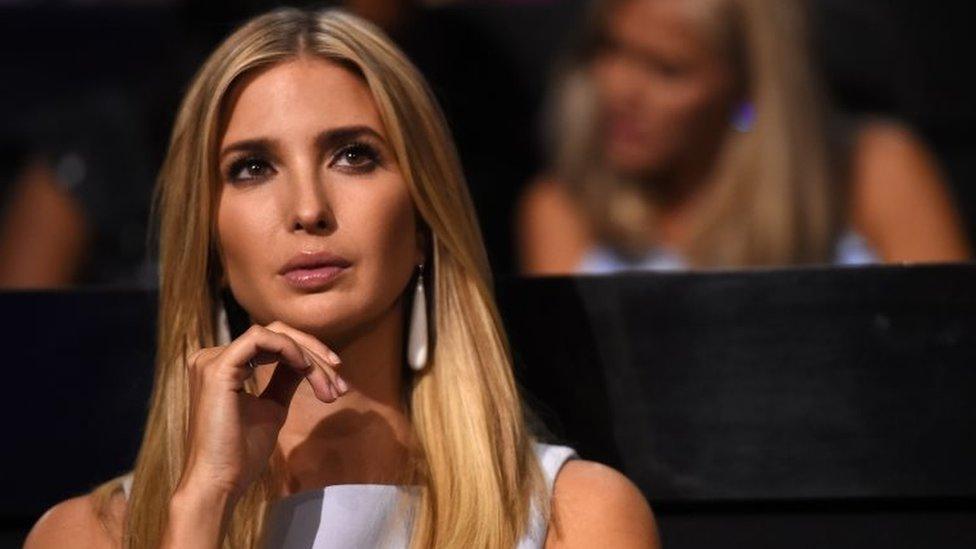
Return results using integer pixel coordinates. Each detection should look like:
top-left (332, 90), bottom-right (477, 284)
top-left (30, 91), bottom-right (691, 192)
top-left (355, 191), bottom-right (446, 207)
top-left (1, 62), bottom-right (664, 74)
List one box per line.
top-left (545, 459), bottom-right (660, 548)
top-left (517, 174), bottom-right (594, 274)
top-left (24, 488), bottom-right (126, 549)
top-left (853, 119), bottom-right (937, 170)
top-left (519, 174), bottom-right (582, 218)
top-left (850, 119), bottom-right (948, 201)
top-left (849, 119), bottom-right (969, 261)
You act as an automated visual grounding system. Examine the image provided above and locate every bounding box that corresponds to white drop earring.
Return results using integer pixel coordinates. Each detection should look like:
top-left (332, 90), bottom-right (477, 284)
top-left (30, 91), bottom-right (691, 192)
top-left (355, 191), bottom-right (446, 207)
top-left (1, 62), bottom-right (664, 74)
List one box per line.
top-left (407, 263), bottom-right (429, 371)
top-left (216, 299), bottom-right (232, 346)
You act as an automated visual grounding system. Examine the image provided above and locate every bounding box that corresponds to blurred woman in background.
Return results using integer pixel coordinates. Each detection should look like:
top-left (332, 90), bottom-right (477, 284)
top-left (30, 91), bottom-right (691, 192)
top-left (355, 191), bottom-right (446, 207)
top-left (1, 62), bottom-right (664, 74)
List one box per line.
top-left (518, 0), bottom-right (970, 274)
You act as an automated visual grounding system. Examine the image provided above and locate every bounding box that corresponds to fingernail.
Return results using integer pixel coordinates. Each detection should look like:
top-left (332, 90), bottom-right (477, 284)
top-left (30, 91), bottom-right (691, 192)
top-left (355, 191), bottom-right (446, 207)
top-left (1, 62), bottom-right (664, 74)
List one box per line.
top-left (323, 384), bottom-right (335, 401)
top-left (327, 350), bottom-right (341, 365)
top-left (336, 376), bottom-right (348, 393)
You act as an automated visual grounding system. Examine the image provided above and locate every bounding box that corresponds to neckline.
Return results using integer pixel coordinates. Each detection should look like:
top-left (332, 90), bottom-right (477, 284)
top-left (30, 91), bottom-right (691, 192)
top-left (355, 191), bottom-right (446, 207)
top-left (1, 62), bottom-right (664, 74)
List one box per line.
top-left (274, 483), bottom-right (422, 507)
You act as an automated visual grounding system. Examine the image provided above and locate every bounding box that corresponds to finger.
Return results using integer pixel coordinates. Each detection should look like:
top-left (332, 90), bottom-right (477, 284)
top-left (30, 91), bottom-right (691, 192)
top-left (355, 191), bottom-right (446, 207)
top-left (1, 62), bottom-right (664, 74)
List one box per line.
top-left (264, 321), bottom-right (348, 394)
top-left (303, 348), bottom-right (348, 395)
top-left (222, 326), bottom-right (330, 400)
top-left (259, 348), bottom-right (338, 405)
top-left (266, 321), bottom-right (343, 367)
top-left (301, 350), bottom-right (341, 402)
top-left (249, 351), bottom-right (281, 367)
top-left (259, 359), bottom-right (305, 408)
top-left (253, 349), bottom-right (343, 404)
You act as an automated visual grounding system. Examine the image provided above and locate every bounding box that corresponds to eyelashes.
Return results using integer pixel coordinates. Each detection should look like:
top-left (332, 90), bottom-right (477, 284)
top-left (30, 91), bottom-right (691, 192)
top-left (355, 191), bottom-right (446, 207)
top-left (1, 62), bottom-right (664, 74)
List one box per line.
top-left (223, 141), bottom-right (383, 183)
top-left (331, 142), bottom-right (382, 172)
top-left (225, 156), bottom-right (275, 182)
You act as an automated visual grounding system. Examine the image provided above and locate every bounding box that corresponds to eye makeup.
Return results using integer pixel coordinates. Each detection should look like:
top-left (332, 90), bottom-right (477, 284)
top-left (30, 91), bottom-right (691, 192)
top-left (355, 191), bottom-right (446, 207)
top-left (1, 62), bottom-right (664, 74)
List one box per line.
top-left (225, 155), bottom-right (277, 183)
top-left (329, 141), bottom-right (383, 174)
top-left (218, 124), bottom-right (391, 183)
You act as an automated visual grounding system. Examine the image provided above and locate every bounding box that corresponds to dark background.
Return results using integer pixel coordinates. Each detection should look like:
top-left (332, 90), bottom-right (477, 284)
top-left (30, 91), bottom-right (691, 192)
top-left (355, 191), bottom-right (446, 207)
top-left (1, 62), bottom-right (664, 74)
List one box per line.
top-left (3, 265), bottom-right (975, 547)
top-left (2, 1), bottom-right (975, 547)
top-left (1, 0), bottom-right (974, 280)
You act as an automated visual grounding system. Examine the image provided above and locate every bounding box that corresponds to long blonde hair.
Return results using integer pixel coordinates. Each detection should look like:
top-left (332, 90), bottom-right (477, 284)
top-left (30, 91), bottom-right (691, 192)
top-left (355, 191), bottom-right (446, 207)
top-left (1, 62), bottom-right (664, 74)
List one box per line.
top-left (549, 0), bottom-right (843, 267)
top-left (91, 8), bottom-right (546, 548)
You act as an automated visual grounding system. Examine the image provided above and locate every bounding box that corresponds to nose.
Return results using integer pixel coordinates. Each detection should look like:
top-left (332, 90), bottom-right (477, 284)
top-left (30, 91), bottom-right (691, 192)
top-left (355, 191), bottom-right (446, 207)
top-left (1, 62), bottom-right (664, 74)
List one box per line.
top-left (286, 168), bottom-right (335, 234)
top-left (595, 53), bottom-right (642, 111)
top-left (608, 57), bottom-right (644, 105)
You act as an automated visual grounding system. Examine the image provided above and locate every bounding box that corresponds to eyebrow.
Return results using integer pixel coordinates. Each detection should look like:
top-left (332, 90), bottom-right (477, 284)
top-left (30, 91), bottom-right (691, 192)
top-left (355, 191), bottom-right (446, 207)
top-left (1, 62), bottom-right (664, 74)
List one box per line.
top-left (219, 125), bottom-right (387, 160)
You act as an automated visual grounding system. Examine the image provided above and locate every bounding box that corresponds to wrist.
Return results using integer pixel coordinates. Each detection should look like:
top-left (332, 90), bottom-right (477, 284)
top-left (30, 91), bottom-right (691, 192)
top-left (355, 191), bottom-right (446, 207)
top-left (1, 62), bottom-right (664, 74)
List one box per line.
top-left (163, 483), bottom-right (238, 549)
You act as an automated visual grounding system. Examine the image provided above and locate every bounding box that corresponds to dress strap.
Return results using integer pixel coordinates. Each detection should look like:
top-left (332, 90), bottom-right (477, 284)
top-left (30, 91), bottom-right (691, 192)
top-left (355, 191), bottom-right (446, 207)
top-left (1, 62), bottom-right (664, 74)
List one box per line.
top-left (517, 443), bottom-right (579, 548)
top-left (121, 472), bottom-right (134, 500)
top-left (535, 442), bottom-right (578, 493)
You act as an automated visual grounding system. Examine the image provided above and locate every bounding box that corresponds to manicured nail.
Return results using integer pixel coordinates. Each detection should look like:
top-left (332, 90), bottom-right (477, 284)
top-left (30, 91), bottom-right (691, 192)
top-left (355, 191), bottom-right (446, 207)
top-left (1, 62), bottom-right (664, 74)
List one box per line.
top-left (336, 376), bottom-right (348, 393)
top-left (327, 350), bottom-right (341, 365)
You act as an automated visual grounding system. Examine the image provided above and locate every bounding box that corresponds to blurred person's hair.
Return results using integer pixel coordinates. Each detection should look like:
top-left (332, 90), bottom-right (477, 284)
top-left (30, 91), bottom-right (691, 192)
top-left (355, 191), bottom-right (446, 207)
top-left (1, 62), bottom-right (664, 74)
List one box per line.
top-left (547, 0), bottom-right (843, 267)
top-left (89, 8), bottom-right (546, 548)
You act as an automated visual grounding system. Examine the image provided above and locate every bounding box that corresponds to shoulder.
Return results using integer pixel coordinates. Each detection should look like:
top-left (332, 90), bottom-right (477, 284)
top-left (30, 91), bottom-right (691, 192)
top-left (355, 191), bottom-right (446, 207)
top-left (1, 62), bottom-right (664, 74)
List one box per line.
top-left (851, 120), bottom-right (940, 180)
top-left (849, 120), bottom-right (969, 261)
top-left (850, 119), bottom-right (947, 207)
top-left (518, 176), bottom-right (589, 229)
top-left (545, 459), bottom-right (660, 548)
top-left (24, 489), bottom-right (126, 549)
top-left (516, 175), bottom-right (594, 274)
top-left (519, 175), bottom-right (575, 209)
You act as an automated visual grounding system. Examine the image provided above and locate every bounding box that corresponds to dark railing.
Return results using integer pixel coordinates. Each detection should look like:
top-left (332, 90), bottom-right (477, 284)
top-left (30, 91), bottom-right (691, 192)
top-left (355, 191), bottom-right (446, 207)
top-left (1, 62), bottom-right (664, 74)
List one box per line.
top-left (4, 264), bottom-right (975, 547)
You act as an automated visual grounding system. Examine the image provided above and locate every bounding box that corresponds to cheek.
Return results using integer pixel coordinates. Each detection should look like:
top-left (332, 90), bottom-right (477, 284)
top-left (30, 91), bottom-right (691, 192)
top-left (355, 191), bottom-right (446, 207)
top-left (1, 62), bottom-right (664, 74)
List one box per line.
top-left (621, 82), bottom-right (726, 172)
top-left (343, 183), bottom-right (418, 292)
top-left (646, 71), bottom-right (734, 134)
top-left (216, 193), bottom-right (279, 307)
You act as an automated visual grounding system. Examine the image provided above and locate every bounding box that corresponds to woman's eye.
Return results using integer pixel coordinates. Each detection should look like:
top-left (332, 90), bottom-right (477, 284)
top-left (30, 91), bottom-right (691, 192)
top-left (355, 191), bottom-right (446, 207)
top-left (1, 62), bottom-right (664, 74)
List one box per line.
top-left (227, 157), bottom-right (275, 181)
top-left (332, 143), bottom-right (380, 172)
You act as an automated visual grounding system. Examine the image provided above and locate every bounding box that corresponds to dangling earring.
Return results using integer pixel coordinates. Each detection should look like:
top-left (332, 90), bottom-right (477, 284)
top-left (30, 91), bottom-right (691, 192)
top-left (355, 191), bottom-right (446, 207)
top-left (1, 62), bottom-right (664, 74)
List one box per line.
top-left (731, 101), bottom-right (756, 132)
top-left (216, 298), bottom-right (232, 346)
top-left (407, 263), bottom-right (429, 371)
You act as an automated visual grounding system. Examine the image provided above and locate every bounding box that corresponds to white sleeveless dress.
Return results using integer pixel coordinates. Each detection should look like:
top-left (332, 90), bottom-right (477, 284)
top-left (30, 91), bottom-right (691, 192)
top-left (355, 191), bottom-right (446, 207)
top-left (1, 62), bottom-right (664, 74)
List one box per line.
top-left (579, 230), bottom-right (879, 273)
top-left (121, 442), bottom-right (577, 548)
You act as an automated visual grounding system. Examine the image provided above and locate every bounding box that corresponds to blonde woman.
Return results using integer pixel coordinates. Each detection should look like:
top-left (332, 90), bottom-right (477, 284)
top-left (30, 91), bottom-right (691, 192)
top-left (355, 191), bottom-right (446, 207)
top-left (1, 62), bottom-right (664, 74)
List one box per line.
top-left (25, 8), bottom-right (658, 549)
top-left (518, 0), bottom-right (970, 274)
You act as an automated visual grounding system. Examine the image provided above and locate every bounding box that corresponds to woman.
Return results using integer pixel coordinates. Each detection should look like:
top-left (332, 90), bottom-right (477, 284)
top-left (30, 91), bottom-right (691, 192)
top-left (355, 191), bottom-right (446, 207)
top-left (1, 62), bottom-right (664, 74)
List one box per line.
top-left (518, 0), bottom-right (969, 274)
top-left (25, 8), bottom-right (658, 549)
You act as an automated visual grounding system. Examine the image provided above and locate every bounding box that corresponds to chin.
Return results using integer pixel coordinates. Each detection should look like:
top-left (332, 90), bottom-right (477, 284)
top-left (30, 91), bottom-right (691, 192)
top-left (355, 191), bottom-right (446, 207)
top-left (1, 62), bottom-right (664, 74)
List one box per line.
top-left (250, 288), bottom-right (338, 330)
top-left (606, 151), bottom-right (656, 178)
top-left (607, 138), bottom-right (677, 176)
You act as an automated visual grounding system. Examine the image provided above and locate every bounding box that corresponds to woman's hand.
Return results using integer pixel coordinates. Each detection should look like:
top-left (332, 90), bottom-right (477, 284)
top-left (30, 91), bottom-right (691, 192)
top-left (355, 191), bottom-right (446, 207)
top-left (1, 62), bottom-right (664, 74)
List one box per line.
top-left (162, 321), bottom-right (347, 548)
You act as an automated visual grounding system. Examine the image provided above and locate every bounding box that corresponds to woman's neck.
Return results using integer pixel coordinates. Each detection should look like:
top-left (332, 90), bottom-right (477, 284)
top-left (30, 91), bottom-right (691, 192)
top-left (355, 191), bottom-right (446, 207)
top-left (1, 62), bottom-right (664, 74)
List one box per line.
top-left (645, 162), bottom-right (716, 249)
top-left (254, 300), bottom-right (415, 496)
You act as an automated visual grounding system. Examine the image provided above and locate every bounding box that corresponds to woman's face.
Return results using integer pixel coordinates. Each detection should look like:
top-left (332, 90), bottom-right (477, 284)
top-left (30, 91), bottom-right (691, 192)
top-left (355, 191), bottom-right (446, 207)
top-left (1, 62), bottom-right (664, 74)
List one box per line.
top-left (591, 0), bottom-right (737, 178)
top-left (216, 56), bottom-right (423, 345)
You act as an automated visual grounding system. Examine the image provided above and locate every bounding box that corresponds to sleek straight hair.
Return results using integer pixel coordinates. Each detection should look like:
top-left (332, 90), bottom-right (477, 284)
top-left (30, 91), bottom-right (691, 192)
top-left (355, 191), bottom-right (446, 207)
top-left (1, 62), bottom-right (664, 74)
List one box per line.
top-left (91, 8), bottom-right (546, 548)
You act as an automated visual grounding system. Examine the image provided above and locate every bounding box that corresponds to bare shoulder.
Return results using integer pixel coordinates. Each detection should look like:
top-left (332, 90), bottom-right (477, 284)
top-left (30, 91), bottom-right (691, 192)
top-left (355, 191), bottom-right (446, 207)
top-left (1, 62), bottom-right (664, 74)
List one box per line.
top-left (853, 120), bottom-right (939, 177)
top-left (850, 120), bottom-right (969, 262)
top-left (520, 175), bottom-right (575, 209)
top-left (516, 175), bottom-right (594, 274)
top-left (852, 121), bottom-right (937, 209)
top-left (24, 490), bottom-right (126, 549)
top-left (519, 176), bottom-right (590, 230)
top-left (545, 459), bottom-right (660, 548)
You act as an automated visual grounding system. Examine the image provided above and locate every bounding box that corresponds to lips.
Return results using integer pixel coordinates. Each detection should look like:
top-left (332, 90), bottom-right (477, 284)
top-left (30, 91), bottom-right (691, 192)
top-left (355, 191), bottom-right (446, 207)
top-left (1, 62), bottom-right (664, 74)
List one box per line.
top-left (606, 114), bottom-right (648, 144)
top-left (279, 251), bottom-right (351, 290)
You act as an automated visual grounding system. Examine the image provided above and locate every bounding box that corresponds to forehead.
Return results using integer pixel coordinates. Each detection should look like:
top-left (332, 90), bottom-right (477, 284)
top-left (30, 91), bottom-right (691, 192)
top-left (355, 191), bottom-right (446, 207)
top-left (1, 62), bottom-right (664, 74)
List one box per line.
top-left (220, 56), bottom-right (385, 145)
top-left (609, 0), bottom-right (719, 58)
